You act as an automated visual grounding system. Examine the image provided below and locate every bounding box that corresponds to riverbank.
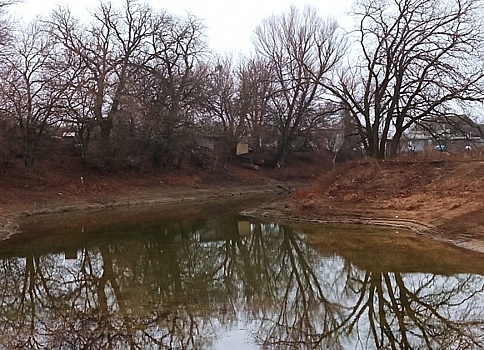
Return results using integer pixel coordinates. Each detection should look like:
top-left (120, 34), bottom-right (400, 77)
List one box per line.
top-left (0, 156), bottom-right (312, 240)
top-left (0, 183), bottom-right (290, 240)
top-left (1, 157), bottom-right (484, 256)
top-left (246, 158), bottom-right (484, 255)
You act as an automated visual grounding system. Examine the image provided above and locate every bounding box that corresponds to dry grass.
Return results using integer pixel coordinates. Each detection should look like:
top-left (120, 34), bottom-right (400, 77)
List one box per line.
top-left (292, 161), bottom-right (357, 199)
top-left (160, 174), bottom-right (203, 188)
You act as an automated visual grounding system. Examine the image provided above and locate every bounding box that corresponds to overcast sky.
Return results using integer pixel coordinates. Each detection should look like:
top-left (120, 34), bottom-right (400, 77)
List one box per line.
top-left (11, 0), bottom-right (354, 54)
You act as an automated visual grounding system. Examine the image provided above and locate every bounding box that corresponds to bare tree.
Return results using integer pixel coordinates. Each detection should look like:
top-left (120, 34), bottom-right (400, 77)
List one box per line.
top-left (197, 55), bottom-right (274, 167)
top-left (202, 56), bottom-right (239, 136)
top-left (49, 0), bottom-right (158, 170)
top-left (254, 6), bottom-right (346, 165)
top-left (327, 0), bottom-right (484, 158)
top-left (0, 1), bottom-right (23, 171)
top-left (196, 56), bottom-right (244, 167)
top-left (134, 13), bottom-right (206, 169)
top-left (0, 0), bottom-right (19, 45)
top-left (0, 21), bottom-right (67, 171)
top-left (237, 57), bottom-right (273, 152)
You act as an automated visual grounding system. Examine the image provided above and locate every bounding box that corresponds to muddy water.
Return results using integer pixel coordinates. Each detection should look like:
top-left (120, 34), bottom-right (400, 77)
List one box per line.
top-left (0, 202), bottom-right (483, 349)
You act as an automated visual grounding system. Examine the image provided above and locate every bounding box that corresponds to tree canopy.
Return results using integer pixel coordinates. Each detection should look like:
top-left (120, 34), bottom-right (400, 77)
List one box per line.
top-left (1, 0), bottom-right (484, 174)
top-left (326, 0), bottom-right (484, 158)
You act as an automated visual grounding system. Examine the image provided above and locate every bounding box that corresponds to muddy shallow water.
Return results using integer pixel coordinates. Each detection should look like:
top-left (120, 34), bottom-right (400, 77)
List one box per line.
top-left (0, 201), bottom-right (483, 349)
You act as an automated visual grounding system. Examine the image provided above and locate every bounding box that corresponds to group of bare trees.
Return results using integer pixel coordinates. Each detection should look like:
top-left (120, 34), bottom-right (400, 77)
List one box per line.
top-left (325, 0), bottom-right (484, 158)
top-left (253, 6), bottom-right (347, 164)
top-left (1, 0), bottom-right (484, 173)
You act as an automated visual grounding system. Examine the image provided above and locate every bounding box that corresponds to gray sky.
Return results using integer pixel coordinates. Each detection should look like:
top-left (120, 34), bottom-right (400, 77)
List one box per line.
top-left (12, 0), bottom-right (354, 54)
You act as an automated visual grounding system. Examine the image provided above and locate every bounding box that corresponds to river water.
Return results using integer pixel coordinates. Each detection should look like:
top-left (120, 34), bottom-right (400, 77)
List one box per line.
top-left (0, 199), bottom-right (483, 349)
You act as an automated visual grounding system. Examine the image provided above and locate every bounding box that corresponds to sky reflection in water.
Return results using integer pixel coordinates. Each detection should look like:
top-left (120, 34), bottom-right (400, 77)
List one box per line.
top-left (0, 205), bottom-right (483, 350)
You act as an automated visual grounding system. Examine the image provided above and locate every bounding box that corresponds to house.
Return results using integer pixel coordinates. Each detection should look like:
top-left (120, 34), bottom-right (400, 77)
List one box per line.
top-left (403, 115), bottom-right (484, 153)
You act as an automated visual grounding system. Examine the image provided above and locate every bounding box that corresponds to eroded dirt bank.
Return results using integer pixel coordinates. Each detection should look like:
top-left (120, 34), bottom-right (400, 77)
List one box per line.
top-left (1, 158), bottom-right (484, 255)
top-left (0, 184), bottom-right (288, 241)
top-left (247, 159), bottom-right (484, 254)
top-left (0, 157), bottom-right (312, 240)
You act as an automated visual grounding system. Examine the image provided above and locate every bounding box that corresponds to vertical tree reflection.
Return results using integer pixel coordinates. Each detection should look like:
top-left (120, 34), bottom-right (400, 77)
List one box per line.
top-left (342, 272), bottom-right (484, 349)
top-left (250, 225), bottom-right (343, 349)
top-left (0, 218), bottom-right (482, 349)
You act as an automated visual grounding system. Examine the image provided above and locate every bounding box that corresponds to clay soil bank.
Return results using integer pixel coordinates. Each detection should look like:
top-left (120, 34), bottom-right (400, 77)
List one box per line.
top-left (252, 158), bottom-right (484, 255)
top-left (1, 156), bottom-right (484, 256)
top-left (0, 154), bottom-right (324, 239)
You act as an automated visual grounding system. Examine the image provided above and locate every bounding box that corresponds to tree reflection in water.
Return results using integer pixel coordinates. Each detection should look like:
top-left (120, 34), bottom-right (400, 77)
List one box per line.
top-left (0, 217), bottom-right (483, 349)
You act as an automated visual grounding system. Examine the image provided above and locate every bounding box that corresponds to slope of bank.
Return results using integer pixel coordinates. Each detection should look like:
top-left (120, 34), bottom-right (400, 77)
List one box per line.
top-left (2, 156), bottom-right (484, 256)
top-left (0, 153), bottom-right (327, 239)
top-left (248, 159), bottom-right (484, 255)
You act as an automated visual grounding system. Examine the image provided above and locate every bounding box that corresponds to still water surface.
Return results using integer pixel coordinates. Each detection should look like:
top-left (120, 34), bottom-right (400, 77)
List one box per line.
top-left (0, 200), bottom-right (483, 349)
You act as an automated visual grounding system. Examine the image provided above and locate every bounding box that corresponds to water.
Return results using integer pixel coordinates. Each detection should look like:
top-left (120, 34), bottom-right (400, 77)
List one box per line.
top-left (0, 200), bottom-right (483, 349)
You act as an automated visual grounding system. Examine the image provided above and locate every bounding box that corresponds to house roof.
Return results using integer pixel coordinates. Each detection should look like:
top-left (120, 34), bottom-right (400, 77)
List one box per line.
top-left (412, 115), bottom-right (484, 139)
